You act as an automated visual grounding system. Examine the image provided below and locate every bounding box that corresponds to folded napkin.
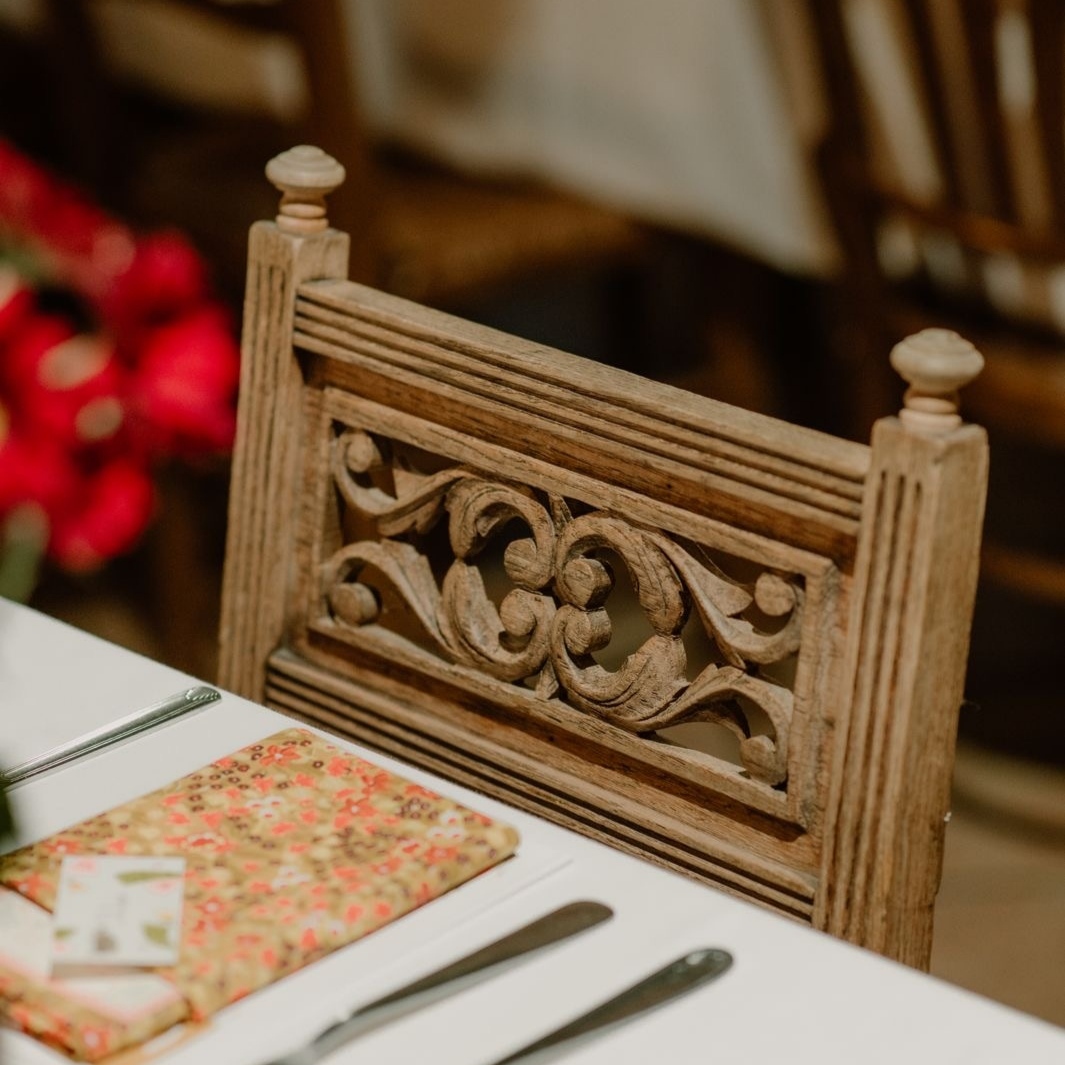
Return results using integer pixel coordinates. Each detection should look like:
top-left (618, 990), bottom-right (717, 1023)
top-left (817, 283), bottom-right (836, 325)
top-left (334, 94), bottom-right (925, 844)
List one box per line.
top-left (0, 727), bottom-right (519, 1061)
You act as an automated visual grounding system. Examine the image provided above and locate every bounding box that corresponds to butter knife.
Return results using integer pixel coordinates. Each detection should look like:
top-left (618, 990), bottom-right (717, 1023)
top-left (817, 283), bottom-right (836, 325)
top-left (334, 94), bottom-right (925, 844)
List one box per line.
top-left (486, 947), bottom-right (734, 1064)
top-left (263, 901), bottom-right (613, 1065)
top-left (2, 686), bottom-right (221, 787)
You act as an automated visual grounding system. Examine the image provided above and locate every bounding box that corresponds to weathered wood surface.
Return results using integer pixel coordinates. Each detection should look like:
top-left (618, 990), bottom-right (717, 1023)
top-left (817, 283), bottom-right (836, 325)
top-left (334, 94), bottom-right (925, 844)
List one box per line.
top-left (219, 148), bottom-right (988, 970)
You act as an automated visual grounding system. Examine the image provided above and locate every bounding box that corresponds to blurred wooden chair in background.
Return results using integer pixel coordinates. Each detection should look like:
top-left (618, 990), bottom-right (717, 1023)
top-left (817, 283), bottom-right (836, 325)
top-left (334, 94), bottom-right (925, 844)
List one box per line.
top-left (807, 0), bottom-right (1065, 761)
top-left (23, 0), bottom-right (648, 676)
top-left (219, 145), bottom-right (988, 969)
top-left (39, 0), bottom-right (646, 313)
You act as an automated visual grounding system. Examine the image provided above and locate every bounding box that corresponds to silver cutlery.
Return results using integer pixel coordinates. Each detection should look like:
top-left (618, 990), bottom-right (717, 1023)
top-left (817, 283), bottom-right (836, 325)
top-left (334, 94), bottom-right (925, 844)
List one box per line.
top-left (261, 901), bottom-right (613, 1065)
top-left (485, 947), bottom-right (734, 1065)
top-left (2, 686), bottom-right (221, 787)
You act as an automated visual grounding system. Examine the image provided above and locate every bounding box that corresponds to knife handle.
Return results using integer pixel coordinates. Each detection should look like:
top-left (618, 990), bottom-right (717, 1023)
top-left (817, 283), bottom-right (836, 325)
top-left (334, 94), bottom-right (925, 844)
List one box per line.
top-left (3, 686), bottom-right (221, 787)
top-left (489, 947), bottom-right (734, 1065)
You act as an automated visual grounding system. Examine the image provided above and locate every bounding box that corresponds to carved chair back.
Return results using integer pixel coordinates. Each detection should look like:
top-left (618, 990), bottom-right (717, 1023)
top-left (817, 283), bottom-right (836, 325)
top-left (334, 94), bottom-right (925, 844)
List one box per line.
top-left (219, 147), bottom-right (989, 971)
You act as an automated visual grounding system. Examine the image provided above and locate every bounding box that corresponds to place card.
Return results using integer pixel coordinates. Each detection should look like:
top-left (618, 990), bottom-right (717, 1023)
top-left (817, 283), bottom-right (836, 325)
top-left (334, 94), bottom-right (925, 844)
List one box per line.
top-left (51, 856), bottom-right (186, 974)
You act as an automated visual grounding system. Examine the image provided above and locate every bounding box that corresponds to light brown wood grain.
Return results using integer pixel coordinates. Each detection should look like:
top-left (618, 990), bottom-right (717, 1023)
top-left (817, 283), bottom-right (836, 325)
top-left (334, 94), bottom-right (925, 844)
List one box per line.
top-left (217, 148), bottom-right (350, 697)
top-left (219, 148), bottom-right (988, 970)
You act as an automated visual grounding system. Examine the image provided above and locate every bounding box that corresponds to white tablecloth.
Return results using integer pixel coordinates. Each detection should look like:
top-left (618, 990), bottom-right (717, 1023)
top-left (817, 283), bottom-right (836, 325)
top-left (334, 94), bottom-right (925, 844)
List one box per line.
top-left (2, 597), bottom-right (1064, 1063)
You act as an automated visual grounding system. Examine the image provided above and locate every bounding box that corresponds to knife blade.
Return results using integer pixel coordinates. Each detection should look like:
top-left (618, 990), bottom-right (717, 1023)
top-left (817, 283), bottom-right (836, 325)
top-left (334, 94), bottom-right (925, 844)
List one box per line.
top-left (262, 901), bottom-right (613, 1065)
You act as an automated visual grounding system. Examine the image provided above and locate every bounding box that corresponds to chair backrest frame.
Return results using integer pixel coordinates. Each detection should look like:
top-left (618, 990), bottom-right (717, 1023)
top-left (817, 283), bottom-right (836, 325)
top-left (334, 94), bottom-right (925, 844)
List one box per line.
top-left (219, 148), bottom-right (988, 970)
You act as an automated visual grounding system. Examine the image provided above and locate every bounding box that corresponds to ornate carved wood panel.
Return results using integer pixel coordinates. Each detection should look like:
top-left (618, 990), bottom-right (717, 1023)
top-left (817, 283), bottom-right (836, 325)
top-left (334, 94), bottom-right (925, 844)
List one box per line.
top-left (308, 392), bottom-right (831, 812)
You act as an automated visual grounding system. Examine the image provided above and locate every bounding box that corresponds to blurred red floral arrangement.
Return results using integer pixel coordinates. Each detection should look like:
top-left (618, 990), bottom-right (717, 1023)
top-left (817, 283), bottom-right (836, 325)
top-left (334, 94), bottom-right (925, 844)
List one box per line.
top-left (0, 138), bottom-right (240, 598)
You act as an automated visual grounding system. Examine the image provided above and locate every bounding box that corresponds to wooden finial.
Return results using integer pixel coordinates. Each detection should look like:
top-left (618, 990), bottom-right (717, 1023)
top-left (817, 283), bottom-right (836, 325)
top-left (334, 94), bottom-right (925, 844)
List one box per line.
top-left (889, 328), bottom-right (984, 433)
top-left (265, 145), bottom-right (346, 235)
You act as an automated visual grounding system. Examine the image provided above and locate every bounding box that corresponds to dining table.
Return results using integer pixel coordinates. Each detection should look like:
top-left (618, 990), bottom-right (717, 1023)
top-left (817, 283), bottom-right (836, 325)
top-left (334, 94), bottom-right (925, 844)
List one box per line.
top-left (2, 595), bottom-right (1064, 1064)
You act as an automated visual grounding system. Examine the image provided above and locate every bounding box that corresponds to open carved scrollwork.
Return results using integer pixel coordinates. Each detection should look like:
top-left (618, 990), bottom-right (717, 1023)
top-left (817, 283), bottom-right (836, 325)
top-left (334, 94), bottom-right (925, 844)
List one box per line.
top-left (321, 426), bottom-right (804, 786)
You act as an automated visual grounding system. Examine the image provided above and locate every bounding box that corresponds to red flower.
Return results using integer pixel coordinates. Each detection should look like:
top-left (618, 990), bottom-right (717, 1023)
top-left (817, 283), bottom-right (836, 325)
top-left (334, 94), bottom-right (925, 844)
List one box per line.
top-left (0, 139), bottom-right (135, 301)
top-left (102, 231), bottom-right (210, 349)
top-left (2, 314), bottom-right (124, 448)
top-left (0, 426), bottom-right (78, 519)
top-left (0, 138), bottom-right (240, 577)
top-left (127, 306), bottom-right (239, 457)
top-left (48, 459), bottom-right (155, 572)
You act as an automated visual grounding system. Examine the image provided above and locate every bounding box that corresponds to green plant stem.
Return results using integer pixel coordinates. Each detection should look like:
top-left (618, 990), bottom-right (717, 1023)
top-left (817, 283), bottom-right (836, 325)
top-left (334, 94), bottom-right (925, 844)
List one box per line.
top-left (0, 504), bottom-right (47, 603)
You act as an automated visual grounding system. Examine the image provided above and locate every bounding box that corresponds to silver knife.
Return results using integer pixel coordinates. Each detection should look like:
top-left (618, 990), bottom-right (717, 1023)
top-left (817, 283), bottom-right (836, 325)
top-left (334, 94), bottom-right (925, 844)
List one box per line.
top-left (262, 901), bottom-right (613, 1065)
top-left (2, 686), bottom-right (221, 787)
top-left (486, 947), bottom-right (734, 1064)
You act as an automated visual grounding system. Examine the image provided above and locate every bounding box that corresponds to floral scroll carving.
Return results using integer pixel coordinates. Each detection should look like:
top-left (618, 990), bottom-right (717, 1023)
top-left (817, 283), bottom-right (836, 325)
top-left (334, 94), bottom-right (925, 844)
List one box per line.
top-left (320, 427), bottom-right (805, 786)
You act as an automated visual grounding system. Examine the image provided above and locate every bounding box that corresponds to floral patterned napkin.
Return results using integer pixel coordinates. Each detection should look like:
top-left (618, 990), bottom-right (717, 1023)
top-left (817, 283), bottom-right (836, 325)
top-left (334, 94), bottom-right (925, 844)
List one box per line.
top-left (0, 727), bottom-right (519, 1061)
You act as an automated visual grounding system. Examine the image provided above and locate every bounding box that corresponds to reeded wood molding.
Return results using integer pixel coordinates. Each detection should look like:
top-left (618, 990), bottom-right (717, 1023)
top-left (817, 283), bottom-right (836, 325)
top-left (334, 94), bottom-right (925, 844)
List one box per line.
top-left (218, 152), bottom-right (350, 700)
top-left (292, 279), bottom-right (871, 561)
top-left (818, 330), bottom-right (988, 969)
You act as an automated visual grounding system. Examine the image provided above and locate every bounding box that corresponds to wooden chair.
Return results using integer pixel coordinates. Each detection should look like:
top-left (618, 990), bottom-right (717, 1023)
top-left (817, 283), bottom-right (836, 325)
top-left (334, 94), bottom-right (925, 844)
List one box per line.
top-left (806, 0), bottom-right (1065, 758)
top-left (38, 0), bottom-right (645, 310)
top-left (218, 146), bottom-right (989, 970)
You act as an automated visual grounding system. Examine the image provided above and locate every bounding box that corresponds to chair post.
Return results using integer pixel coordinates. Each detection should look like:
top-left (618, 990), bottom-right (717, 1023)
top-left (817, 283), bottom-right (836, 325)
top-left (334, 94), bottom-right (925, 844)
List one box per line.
top-left (218, 146), bottom-right (350, 700)
top-left (818, 328), bottom-right (988, 968)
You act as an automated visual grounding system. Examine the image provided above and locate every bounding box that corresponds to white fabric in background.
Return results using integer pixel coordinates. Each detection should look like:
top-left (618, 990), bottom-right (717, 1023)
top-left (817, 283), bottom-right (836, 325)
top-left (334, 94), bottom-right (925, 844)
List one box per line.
top-left (350, 0), bottom-right (839, 275)
top-left (0, 0), bottom-right (839, 275)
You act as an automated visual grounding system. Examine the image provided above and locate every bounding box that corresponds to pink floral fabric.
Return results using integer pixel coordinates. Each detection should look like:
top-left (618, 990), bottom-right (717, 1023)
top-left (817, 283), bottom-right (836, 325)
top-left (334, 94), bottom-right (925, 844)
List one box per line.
top-left (0, 728), bottom-right (519, 1060)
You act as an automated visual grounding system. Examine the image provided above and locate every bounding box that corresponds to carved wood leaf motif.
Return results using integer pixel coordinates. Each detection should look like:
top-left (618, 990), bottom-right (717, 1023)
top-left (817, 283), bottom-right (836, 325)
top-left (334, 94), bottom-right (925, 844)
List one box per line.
top-left (321, 427), bottom-right (804, 786)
